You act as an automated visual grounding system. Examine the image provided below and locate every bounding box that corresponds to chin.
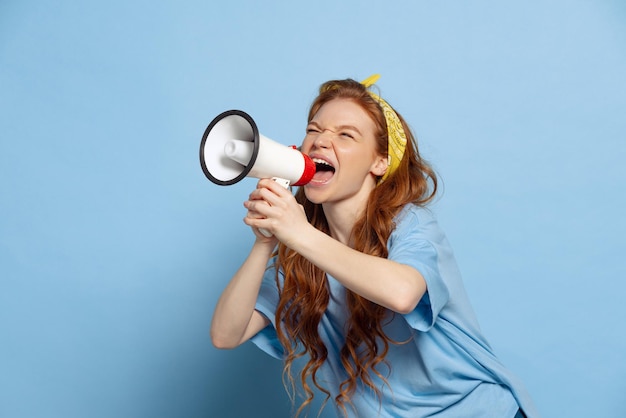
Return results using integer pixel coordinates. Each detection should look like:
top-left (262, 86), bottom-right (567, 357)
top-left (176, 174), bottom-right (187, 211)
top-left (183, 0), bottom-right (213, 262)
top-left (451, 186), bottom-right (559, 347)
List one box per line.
top-left (303, 186), bottom-right (328, 205)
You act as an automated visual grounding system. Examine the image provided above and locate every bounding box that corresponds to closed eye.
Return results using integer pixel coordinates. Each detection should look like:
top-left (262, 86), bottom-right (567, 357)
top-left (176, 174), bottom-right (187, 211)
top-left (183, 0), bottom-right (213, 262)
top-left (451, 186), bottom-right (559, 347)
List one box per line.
top-left (340, 132), bottom-right (355, 139)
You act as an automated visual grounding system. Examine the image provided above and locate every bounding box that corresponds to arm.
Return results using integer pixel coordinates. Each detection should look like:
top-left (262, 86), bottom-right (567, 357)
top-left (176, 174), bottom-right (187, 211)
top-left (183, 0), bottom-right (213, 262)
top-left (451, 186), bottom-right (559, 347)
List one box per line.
top-left (244, 180), bottom-right (427, 314)
top-left (210, 238), bottom-right (273, 350)
top-left (289, 226), bottom-right (426, 314)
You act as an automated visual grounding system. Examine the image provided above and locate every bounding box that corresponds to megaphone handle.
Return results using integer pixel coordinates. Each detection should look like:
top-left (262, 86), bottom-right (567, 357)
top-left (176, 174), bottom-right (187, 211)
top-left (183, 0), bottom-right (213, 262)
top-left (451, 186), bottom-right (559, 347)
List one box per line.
top-left (259, 177), bottom-right (291, 237)
top-left (271, 177), bottom-right (291, 188)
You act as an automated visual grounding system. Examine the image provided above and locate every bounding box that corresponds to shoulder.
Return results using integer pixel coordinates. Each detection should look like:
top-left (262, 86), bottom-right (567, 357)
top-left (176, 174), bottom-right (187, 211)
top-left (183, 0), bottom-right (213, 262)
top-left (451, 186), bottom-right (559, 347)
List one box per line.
top-left (390, 203), bottom-right (447, 247)
top-left (393, 203), bottom-right (437, 231)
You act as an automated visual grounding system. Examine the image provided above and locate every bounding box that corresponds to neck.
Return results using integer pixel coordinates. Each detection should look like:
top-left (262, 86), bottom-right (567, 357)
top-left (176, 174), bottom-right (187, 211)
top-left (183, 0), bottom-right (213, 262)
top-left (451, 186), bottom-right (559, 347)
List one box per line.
top-left (323, 206), bottom-right (353, 246)
top-left (322, 195), bottom-right (369, 246)
top-left (314, 176), bottom-right (378, 246)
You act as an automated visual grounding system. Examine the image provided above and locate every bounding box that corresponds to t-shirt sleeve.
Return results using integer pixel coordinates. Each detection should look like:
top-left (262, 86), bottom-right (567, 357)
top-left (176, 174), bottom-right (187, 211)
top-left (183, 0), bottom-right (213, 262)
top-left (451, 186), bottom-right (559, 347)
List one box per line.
top-left (387, 207), bottom-right (450, 332)
top-left (249, 261), bottom-right (285, 360)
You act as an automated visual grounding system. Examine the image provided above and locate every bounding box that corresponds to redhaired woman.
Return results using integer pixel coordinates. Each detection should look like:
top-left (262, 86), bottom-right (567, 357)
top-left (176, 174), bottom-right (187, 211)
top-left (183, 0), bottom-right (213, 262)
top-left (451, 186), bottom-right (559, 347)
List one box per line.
top-left (211, 76), bottom-right (539, 418)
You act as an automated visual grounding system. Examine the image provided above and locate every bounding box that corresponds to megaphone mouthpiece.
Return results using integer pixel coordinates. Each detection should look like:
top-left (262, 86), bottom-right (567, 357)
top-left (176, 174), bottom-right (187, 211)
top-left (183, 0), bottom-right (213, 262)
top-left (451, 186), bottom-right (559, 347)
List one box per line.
top-left (224, 139), bottom-right (254, 166)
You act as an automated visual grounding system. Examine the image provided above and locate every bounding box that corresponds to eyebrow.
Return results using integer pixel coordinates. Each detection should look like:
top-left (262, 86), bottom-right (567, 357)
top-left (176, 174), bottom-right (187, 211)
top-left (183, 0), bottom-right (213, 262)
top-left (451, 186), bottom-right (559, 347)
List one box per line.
top-left (307, 121), bottom-right (362, 136)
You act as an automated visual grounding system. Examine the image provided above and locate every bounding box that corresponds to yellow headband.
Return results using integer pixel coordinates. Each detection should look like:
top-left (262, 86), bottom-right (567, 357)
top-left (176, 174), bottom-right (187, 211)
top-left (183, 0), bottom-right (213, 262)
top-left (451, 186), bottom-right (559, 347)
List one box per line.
top-left (361, 74), bottom-right (407, 182)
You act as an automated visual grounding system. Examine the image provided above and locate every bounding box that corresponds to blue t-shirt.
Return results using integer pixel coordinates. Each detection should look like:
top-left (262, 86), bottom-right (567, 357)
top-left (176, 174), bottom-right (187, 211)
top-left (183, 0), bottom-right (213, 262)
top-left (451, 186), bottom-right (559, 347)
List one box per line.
top-left (252, 204), bottom-right (540, 418)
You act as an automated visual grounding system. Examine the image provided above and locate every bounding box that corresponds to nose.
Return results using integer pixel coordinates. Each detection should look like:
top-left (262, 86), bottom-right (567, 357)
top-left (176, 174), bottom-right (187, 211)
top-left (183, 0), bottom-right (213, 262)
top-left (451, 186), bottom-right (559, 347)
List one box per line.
top-left (312, 129), bottom-right (333, 149)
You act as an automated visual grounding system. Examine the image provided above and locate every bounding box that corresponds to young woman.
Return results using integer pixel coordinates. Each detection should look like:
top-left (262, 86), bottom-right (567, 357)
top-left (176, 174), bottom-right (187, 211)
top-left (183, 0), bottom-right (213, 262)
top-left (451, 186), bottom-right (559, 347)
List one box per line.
top-left (210, 75), bottom-right (539, 418)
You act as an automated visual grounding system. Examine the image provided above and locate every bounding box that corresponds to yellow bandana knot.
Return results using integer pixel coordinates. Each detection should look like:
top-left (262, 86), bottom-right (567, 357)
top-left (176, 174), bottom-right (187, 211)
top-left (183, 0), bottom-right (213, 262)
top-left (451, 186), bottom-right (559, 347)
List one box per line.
top-left (360, 74), bottom-right (407, 182)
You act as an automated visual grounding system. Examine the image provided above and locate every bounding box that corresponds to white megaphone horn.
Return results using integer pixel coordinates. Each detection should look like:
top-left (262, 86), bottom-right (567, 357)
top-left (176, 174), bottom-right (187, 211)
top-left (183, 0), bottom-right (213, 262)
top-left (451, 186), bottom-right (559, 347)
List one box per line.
top-left (199, 109), bottom-right (316, 187)
top-left (199, 110), bottom-right (316, 237)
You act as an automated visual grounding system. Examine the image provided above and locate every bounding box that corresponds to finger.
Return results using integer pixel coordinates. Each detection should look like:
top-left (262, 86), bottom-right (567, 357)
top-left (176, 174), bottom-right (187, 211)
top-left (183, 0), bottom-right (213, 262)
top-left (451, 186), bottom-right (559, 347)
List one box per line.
top-left (246, 209), bottom-right (264, 219)
top-left (248, 187), bottom-right (281, 206)
top-left (258, 181), bottom-right (296, 207)
top-left (243, 213), bottom-right (272, 234)
top-left (244, 199), bottom-right (274, 218)
top-left (259, 178), bottom-right (291, 193)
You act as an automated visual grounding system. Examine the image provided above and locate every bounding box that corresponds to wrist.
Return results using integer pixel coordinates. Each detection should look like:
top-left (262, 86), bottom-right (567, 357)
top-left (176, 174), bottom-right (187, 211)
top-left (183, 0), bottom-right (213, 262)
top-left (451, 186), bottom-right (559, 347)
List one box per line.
top-left (282, 223), bottom-right (320, 253)
top-left (251, 238), bottom-right (277, 257)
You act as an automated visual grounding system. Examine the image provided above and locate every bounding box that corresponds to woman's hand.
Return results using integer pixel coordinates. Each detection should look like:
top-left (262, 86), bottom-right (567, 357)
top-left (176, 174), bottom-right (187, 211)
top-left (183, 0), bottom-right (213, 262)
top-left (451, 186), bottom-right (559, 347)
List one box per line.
top-left (243, 197), bottom-right (278, 246)
top-left (243, 178), bottom-right (310, 247)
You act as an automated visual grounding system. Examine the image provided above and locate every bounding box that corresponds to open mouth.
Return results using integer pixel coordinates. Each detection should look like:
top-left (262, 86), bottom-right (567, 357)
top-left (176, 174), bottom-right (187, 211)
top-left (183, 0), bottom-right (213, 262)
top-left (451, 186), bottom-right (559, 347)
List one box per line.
top-left (312, 158), bottom-right (335, 183)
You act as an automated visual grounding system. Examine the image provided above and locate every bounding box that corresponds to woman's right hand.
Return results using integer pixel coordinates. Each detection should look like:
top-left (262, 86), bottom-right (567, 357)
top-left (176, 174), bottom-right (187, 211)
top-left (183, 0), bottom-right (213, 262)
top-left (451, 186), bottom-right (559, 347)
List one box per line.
top-left (243, 184), bottom-right (279, 246)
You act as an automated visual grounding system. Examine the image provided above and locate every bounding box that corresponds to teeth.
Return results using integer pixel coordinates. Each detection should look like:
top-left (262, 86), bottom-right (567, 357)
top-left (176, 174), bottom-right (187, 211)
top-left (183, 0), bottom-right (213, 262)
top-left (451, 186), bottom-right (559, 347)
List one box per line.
top-left (312, 158), bottom-right (333, 167)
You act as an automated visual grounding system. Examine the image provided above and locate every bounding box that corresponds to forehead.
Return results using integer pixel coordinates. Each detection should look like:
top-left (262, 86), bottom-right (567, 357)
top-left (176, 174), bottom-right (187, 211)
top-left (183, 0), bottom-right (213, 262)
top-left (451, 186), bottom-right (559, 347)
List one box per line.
top-left (310, 98), bottom-right (376, 133)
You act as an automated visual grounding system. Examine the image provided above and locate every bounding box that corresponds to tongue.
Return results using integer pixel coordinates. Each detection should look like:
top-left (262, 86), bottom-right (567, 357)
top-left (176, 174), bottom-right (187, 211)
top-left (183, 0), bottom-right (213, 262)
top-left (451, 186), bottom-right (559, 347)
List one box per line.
top-left (312, 170), bottom-right (334, 182)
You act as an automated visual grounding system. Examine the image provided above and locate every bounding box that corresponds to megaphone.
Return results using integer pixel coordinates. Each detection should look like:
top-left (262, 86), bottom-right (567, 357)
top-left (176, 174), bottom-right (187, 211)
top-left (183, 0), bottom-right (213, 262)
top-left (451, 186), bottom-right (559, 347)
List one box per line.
top-left (199, 109), bottom-right (315, 187)
top-left (200, 109), bottom-right (316, 237)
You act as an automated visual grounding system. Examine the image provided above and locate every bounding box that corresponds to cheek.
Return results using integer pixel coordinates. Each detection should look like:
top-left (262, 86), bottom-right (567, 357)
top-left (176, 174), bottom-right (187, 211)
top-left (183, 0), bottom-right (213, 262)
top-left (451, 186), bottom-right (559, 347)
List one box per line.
top-left (300, 136), bottom-right (313, 153)
top-left (340, 148), bottom-right (381, 174)
top-left (336, 143), bottom-right (368, 161)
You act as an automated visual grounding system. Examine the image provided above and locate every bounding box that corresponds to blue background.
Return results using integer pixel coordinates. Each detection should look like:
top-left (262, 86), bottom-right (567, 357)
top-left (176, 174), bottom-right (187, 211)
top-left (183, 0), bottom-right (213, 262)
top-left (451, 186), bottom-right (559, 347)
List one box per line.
top-left (1, 1), bottom-right (625, 417)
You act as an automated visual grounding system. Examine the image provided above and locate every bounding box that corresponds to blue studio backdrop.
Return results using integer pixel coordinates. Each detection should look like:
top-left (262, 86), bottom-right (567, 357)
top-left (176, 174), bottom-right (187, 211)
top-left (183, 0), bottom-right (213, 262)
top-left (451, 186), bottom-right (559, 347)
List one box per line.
top-left (1, 1), bottom-right (625, 417)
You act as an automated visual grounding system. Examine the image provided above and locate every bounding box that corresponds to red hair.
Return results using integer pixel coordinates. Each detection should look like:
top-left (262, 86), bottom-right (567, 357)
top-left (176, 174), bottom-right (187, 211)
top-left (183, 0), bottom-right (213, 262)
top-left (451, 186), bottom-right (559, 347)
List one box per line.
top-left (274, 79), bottom-right (437, 416)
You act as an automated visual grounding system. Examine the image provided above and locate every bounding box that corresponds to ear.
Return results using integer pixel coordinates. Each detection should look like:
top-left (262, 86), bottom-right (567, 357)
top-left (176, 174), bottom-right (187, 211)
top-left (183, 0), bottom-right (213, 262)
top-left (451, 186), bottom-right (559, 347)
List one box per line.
top-left (370, 154), bottom-right (389, 177)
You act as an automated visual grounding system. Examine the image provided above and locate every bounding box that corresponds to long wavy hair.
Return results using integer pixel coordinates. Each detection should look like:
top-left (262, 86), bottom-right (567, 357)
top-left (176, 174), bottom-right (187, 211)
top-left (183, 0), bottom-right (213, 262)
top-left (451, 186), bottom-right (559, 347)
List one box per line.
top-left (274, 79), bottom-right (438, 416)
